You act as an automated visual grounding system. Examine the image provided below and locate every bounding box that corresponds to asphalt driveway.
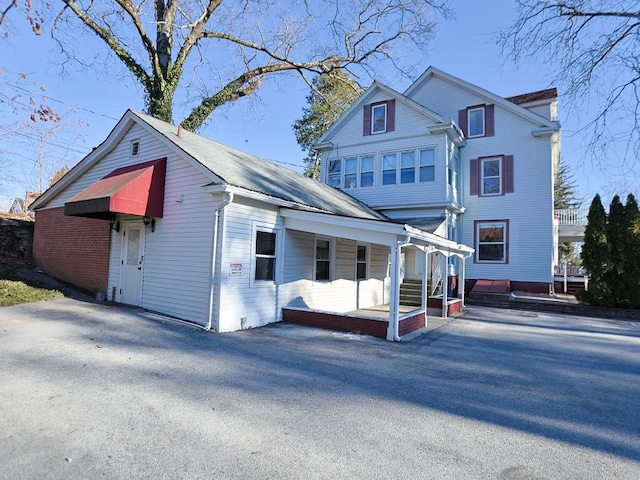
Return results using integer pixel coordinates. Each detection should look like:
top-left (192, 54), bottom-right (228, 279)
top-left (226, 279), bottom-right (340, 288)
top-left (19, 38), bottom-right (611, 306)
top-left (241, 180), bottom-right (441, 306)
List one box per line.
top-left (1, 298), bottom-right (639, 479)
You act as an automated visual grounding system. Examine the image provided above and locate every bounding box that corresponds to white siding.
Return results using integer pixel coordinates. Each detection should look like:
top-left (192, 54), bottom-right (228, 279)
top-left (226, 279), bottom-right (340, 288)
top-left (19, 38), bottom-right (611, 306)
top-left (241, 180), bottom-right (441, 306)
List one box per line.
top-left (320, 92), bottom-right (451, 209)
top-left (216, 199), bottom-right (281, 332)
top-left (279, 230), bottom-right (389, 314)
top-left (58, 123), bottom-right (220, 324)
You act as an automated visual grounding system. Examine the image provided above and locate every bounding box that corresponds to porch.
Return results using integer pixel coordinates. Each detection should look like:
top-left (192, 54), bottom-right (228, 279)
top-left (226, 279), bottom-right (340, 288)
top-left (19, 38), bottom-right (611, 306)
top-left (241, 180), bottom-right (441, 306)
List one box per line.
top-left (282, 297), bottom-right (463, 340)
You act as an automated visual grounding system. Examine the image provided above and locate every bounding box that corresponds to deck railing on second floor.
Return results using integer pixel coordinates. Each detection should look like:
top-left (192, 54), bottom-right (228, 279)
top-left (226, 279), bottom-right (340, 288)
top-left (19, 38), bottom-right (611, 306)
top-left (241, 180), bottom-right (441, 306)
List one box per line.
top-left (554, 208), bottom-right (589, 225)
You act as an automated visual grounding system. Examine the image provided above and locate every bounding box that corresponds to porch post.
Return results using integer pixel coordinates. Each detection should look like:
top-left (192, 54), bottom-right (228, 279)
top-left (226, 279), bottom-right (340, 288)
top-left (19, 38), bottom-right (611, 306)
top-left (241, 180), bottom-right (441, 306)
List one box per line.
top-left (442, 254), bottom-right (449, 318)
top-left (460, 256), bottom-right (467, 307)
top-left (387, 241), bottom-right (402, 341)
top-left (423, 248), bottom-right (430, 328)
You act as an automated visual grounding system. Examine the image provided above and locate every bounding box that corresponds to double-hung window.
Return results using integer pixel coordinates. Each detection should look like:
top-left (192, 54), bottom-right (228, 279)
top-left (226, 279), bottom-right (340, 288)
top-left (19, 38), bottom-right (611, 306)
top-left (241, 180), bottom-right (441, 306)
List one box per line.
top-left (419, 148), bottom-right (435, 182)
top-left (344, 158), bottom-right (357, 189)
top-left (360, 156), bottom-right (374, 187)
top-left (382, 153), bottom-right (397, 185)
top-left (254, 230), bottom-right (277, 281)
top-left (315, 238), bottom-right (332, 281)
top-left (400, 151), bottom-right (415, 184)
top-left (356, 244), bottom-right (368, 280)
top-left (328, 160), bottom-right (341, 187)
top-left (481, 157), bottom-right (502, 195)
top-left (476, 221), bottom-right (508, 263)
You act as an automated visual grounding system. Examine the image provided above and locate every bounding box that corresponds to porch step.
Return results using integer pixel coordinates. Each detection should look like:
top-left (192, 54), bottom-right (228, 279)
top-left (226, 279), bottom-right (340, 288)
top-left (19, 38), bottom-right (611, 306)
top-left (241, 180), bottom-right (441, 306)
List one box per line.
top-left (400, 279), bottom-right (424, 307)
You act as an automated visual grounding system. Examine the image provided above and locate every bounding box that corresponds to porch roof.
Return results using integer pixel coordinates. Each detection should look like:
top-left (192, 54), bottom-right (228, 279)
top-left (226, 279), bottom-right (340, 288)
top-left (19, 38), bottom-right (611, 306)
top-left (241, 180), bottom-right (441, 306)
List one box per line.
top-left (281, 208), bottom-right (474, 258)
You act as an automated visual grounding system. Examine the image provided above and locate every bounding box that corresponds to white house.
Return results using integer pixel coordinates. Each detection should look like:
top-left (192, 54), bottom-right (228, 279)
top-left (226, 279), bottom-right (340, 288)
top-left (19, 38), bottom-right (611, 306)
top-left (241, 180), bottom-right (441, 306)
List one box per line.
top-left (30, 109), bottom-right (473, 341)
top-left (316, 66), bottom-right (561, 296)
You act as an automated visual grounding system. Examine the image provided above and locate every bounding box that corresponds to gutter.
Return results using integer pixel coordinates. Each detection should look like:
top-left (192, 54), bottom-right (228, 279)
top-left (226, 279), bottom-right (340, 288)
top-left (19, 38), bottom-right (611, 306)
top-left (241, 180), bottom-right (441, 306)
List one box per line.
top-left (205, 192), bottom-right (234, 331)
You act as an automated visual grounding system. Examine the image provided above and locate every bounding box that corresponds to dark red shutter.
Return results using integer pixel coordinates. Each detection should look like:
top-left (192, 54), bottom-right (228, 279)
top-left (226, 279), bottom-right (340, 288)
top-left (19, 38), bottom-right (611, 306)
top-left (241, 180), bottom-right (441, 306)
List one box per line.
top-left (485, 104), bottom-right (495, 137)
top-left (470, 158), bottom-right (479, 196)
top-left (386, 99), bottom-right (396, 132)
top-left (363, 104), bottom-right (372, 136)
top-left (458, 109), bottom-right (467, 137)
top-left (504, 155), bottom-right (514, 194)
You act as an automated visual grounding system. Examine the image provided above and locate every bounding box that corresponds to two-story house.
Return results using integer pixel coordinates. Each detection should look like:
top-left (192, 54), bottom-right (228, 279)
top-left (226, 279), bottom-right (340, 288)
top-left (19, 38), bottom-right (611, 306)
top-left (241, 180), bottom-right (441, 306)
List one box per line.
top-left (316, 66), bottom-right (561, 296)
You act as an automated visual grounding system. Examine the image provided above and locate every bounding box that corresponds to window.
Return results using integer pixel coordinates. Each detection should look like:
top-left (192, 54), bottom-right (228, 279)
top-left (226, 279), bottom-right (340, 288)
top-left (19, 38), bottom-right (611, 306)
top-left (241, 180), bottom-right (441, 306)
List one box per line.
top-left (315, 238), bottom-right (332, 281)
top-left (344, 158), bottom-right (357, 189)
top-left (400, 151), bottom-right (415, 184)
top-left (476, 221), bottom-right (508, 263)
top-left (469, 155), bottom-right (514, 196)
top-left (363, 99), bottom-right (395, 136)
top-left (419, 148), bottom-right (435, 182)
top-left (255, 231), bottom-right (277, 281)
top-left (468, 107), bottom-right (485, 137)
top-left (328, 159), bottom-right (341, 187)
top-left (372, 103), bottom-right (387, 134)
top-left (458, 104), bottom-right (494, 138)
top-left (360, 156), bottom-right (374, 187)
top-left (382, 153), bottom-right (397, 185)
top-left (481, 157), bottom-right (502, 195)
top-left (130, 140), bottom-right (140, 157)
top-left (448, 151), bottom-right (459, 191)
top-left (356, 244), bottom-right (368, 280)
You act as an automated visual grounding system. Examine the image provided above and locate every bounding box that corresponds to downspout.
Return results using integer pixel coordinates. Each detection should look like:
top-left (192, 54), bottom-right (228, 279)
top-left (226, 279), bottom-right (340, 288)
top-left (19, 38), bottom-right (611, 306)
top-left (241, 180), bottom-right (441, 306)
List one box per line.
top-left (388, 236), bottom-right (412, 341)
top-left (205, 192), bottom-right (234, 331)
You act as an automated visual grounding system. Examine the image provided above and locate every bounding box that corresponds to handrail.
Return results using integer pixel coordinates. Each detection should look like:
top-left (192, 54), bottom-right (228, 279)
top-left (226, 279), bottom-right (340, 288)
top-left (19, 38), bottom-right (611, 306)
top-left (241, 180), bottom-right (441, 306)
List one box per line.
top-left (554, 209), bottom-right (588, 225)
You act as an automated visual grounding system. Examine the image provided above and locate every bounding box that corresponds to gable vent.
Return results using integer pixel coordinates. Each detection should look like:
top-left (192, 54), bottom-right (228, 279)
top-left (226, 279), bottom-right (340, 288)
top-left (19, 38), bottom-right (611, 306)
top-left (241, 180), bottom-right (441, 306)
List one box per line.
top-left (131, 140), bottom-right (140, 156)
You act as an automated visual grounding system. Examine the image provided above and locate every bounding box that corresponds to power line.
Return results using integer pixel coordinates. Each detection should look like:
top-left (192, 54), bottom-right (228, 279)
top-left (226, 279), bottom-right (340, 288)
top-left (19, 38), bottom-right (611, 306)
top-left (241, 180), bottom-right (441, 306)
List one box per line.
top-left (0, 75), bottom-right (120, 121)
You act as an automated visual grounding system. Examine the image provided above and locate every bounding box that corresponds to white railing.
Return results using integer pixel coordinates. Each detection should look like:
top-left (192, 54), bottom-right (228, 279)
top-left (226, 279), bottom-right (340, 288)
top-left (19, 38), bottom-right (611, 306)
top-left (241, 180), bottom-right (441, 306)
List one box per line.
top-left (430, 254), bottom-right (443, 296)
top-left (554, 208), bottom-right (588, 225)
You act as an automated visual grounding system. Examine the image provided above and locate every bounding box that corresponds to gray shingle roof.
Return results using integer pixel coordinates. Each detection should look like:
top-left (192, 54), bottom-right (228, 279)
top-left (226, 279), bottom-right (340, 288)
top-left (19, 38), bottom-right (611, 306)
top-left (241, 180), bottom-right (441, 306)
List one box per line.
top-left (133, 111), bottom-right (389, 222)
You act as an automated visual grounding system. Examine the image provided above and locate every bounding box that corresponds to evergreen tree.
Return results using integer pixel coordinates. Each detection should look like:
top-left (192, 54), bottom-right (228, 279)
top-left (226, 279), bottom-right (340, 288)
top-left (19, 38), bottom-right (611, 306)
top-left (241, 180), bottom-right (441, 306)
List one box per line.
top-left (293, 72), bottom-right (363, 178)
top-left (623, 194), bottom-right (640, 308)
top-left (605, 195), bottom-right (625, 306)
top-left (553, 159), bottom-right (581, 262)
top-left (581, 194), bottom-right (610, 306)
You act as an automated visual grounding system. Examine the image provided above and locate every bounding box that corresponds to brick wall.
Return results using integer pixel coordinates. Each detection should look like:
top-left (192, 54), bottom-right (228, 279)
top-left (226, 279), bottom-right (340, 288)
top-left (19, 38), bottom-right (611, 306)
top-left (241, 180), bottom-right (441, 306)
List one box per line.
top-left (33, 207), bottom-right (110, 294)
top-left (282, 308), bottom-right (388, 339)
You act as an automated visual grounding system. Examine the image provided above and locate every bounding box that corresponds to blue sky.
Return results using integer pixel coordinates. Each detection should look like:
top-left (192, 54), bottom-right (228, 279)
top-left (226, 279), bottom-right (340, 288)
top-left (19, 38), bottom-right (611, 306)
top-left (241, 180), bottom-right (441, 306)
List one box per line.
top-left (0, 1), bottom-right (625, 209)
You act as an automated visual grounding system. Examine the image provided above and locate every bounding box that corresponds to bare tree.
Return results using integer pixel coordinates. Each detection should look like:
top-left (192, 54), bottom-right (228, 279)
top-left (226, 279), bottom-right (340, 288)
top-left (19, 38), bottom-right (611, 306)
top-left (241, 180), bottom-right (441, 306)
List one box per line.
top-left (50, 0), bottom-right (448, 131)
top-left (500, 1), bottom-right (640, 171)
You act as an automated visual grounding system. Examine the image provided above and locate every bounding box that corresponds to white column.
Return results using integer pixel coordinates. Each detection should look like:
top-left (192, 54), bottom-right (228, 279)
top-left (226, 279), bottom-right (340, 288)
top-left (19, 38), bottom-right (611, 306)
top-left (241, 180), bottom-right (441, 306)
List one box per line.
top-left (387, 242), bottom-right (402, 341)
top-left (442, 254), bottom-right (449, 318)
top-left (460, 256), bottom-right (467, 307)
top-left (423, 249), bottom-right (430, 328)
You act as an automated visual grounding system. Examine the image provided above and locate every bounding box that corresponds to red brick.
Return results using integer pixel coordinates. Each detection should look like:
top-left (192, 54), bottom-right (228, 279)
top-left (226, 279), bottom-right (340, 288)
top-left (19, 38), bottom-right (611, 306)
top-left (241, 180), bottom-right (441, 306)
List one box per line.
top-left (33, 208), bottom-right (110, 294)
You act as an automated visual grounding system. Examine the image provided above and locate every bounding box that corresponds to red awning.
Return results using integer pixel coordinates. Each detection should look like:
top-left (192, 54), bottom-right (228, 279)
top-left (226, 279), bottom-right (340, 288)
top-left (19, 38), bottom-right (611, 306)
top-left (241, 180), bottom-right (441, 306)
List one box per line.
top-left (64, 158), bottom-right (166, 219)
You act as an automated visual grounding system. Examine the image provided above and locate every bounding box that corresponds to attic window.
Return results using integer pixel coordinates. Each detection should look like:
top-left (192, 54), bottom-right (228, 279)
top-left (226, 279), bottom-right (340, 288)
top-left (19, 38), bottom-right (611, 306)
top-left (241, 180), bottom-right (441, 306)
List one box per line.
top-left (363, 100), bottom-right (396, 136)
top-left (130, 140), bottom-right (140, 157)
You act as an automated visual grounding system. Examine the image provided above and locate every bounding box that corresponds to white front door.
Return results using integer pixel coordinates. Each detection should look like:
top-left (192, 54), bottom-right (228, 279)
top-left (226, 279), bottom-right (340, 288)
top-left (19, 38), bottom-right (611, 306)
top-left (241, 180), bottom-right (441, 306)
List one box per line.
top-left (120, 222), bottom-right (145, 306)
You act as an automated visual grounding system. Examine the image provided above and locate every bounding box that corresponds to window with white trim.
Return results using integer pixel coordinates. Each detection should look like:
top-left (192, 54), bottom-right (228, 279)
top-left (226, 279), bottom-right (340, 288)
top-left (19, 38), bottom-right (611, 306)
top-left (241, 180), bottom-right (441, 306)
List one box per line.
top-left (476, 221), bottom-right (507, 263)
top-left (356, 244), bottom-right (369, 280)
top-left (468, 107), bottom-right (485, 137)
top-left (315, 237), bottom-right (332, 281)
top-left (400, 151), bottom-right (415, 184)
top-left (344, 157), bottom-right (357, 189)
top-left (328, 159), bottom-right (341, 187)
top-left (419, 148), bottom-right (435, 182)
top-left (360, 156), bottom-right (374, 187)
top-left (481, 157), bottom-right (502, 195)
top-left (372, 103), bottom-right (387, 134)
top-left (382, 153), bottom-right (397, 185)
top-left (254, 230), bottom-right (277, 281)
